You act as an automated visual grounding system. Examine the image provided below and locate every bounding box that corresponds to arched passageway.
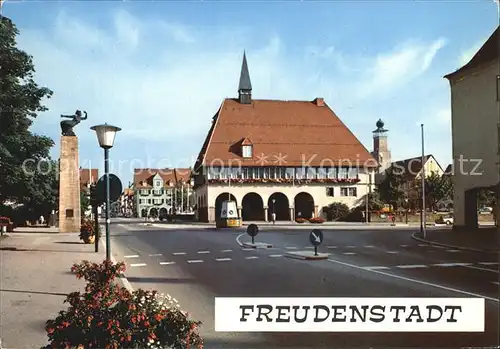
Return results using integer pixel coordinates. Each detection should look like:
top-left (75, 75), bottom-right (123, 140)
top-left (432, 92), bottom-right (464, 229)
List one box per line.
top-left (268, 192), bottom-right (290, 221)
top-left (159, 207), bottom-right (168, 217)
top-left (294, 192), bottom-right (315, 219)
top-left (215, 193), bottom-right (238, 220)
top-left (149, 207), bottom-right (159, 218)
top-left (141, 208), bottom-right (147, 218)
top-left (242, 192), bottom-right (265, 221)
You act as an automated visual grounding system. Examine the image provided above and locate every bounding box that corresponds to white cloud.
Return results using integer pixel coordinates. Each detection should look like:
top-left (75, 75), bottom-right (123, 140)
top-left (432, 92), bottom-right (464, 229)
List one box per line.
top-left (459, 40), bottom-right (484, 67)
top-left (16, 9), bottom-right (451, 179)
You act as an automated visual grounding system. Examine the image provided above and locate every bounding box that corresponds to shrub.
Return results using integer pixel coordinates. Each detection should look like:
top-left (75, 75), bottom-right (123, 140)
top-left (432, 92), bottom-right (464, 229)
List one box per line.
top-left (309, 217), bottom-right (325, 224)
top-left (79, 219), bottom-right (95, 242)
top-left (324, 202), bottom-right (349, 221)
top-left (42, 260), bottom-right (203, 349)
top-left (295, 217), bottom-right (308, 223)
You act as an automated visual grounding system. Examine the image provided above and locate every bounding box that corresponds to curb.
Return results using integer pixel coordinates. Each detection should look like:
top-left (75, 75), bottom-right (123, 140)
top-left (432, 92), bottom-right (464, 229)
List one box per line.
top-left (411, 232), bottom-right (499, 254)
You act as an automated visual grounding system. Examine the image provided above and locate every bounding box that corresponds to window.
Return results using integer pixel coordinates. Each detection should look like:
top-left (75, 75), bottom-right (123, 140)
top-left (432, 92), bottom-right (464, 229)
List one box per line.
top-left (295, 167), bottom-right (305, 179)
top-left (263, 167), bottom-right (271, 179)
top-left (242, 145), bottom-right (253, 158)
top-left (328, 167), bottom-right (337, 179)
top-left (339, 168), bottom-right (348, 179)
top-left (155, 180), bottom-right (161, 187)
top-left (306, 167), bottom-right (317, 179)
top-left (285, 168), bottom-right (295, 179)
top-left (348, 167), bottom-right (358, 179)
top-left (326, 187), bottom-right (334, 197)
top-left (340, 187), bottom-right (357, 196)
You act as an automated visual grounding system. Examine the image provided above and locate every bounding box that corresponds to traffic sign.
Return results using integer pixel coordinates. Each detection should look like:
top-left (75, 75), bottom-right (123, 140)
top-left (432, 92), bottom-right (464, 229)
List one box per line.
top-left (96, 174), bottom-right (123, 204)
top-left (247, 224), bottom-right (259, 244)
top-left (309, 229), bottom-right (323, 246)
top-left (309, 229), bottom-right (323, 256)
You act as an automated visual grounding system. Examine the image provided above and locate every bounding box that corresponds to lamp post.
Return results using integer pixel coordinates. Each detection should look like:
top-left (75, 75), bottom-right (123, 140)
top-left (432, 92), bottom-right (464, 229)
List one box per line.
top-left (420, 124), bottom-right (426, 238)
top-left (405, 198), bottom-right (409, 225)
top-left (90, 123), bottom-right (121, 262)
top-left (272, 199), bottom-right (276, 224)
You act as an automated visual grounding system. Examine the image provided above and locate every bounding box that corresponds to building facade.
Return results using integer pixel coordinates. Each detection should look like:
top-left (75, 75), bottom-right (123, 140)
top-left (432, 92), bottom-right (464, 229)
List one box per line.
top-left (192, 53), bottom-right (378, 223)
top-left (444, 25), bottom-right (500, 229)
top-left (118, 188), bottom-right (134, 217)
top-left (133, 168), bottom-right (194, 218)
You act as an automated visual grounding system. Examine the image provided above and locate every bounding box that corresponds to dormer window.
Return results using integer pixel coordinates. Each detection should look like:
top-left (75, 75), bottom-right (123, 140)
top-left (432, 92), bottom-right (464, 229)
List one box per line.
top-left (241, 138), bottom-right (253, 158)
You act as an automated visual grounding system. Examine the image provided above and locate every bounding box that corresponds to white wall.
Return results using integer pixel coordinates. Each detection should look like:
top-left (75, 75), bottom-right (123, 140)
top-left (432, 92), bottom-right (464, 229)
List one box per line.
top-left (450, 61), bottom-right (500, 226)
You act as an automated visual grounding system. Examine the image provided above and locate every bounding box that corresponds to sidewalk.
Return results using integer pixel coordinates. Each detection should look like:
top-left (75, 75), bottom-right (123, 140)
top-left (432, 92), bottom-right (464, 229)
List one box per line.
top-left (412, 227), bottom-right (499, 253)
top-left (0, 230), bottom-right (104, 348)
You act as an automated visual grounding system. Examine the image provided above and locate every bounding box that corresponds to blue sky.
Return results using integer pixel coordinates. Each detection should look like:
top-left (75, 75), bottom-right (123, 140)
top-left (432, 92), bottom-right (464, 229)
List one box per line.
top-left (4, 0), bottom-right (499, 185)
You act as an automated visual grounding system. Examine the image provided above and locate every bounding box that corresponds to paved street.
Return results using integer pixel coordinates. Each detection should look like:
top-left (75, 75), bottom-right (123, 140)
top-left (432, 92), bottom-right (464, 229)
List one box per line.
top-left (109, 219), bottom-right (499, 349)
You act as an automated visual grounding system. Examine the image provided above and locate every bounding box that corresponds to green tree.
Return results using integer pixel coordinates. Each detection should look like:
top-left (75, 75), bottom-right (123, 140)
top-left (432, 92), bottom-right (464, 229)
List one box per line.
top-left (356, 190), bottom-right (384, 212)
top-left (417, 172), bottom-right (453, 211)
top-left (0, 17), bottom-right (55, 215)
top-left (377, 171), bottom-right (406, 210)
top-left (477, 188), bottom-right (496, 208)
top-left (323, 202), bottom-right (349, 221)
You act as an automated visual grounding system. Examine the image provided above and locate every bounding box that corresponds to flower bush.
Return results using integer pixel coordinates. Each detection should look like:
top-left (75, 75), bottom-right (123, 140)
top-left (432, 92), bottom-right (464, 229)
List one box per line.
top-left (295, 217), bottom-right (308, 223)
top-left (208, 178), bottom-right (360, 185)
top-left (41, 260), bottom-right (203, 349)
top-left (79, 219), bottom-right (95, 242)
top-left (309, 217), bottom-right (325, 224)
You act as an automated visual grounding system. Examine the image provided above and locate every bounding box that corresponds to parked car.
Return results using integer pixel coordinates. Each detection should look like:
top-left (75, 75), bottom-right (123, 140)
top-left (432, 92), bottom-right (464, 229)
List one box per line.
top-left (478, 207), bottom-right (493, 214)
top-left (435, 215), bottom-right (453, 225)
top-left (0, 216), bottom-right (15, 232)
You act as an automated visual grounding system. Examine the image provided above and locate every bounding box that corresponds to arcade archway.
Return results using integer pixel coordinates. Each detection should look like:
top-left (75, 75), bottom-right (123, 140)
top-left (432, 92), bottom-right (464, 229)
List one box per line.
top-left (294, 192), bottom-right (315, 219)
top-left (141, 208), bottom-right (147, 218)
top-left (242, 192), bottom-right (265, 221)
top-left (268, 192), bottom-right (290, 221)
top-left (215, 193), bottom-right (237, 220)
top-left (149, 207), bottom-right (159, 218)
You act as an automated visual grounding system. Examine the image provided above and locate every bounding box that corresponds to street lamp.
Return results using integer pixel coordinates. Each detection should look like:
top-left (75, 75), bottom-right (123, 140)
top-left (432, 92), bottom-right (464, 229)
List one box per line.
top-left (272, 199), bottom-right (276, 224)
top-left (90, 123), bottom-right (121, 262)
top-left (405, 198), bottom-right (409, 225)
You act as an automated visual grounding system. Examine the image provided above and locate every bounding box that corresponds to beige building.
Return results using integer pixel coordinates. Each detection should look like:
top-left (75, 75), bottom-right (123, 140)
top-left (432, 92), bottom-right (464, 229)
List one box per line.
top-left (192, 53), bottom-right (378, 222)
top-left (385, 155), bottom-right (444, 209)
top-left (444, 25), bottom-right (499, 229)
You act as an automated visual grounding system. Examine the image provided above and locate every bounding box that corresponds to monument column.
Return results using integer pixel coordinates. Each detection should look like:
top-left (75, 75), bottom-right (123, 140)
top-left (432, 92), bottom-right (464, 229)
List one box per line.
top-left (58, 136), bottom-right (81, 232)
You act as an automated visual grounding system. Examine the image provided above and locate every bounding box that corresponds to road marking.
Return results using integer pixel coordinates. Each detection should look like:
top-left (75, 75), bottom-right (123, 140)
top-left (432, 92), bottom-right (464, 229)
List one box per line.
top-left (124, 255), bottom-right (139, 258)
top-left (285, 246), bottom-right (298, 250)
top-left (130, 263), bottom-right (147, 267)
top-left (364, 245), bottom-right (375, 248)
top-left (304, 246), bottom-right (314, 250)
top-left (363, 266), bottom-right (390, 270)
top-left (433, 263), bottom-right (471, 267)
top-left (343, 252), bottom-right (356, 255)
top-left (396, 265), bottom-right (428, 269)
top-left (159, 261), bottom-right (175, 265)
top-left (149, 253), bottom-right (162, 257)
top-left (245, 256), bottom-right (259, 260)
top-left (326, 258), bottom-right (499, 303)
top-left (479, 262), bottom-right (499, 265)
top-left (386, 251), bottom-right (398, 254)
top-left (400, 245), bottom-right (408, 248)
top-left (269, 254), bottom-right (283, 258)
top-left (215, 258), bottom-right (232, 262)
top-left (221, 249), bottom-right (233, 253)
top-left (492, 282), bottom-right (499, 285)
top-left (241, 248), bottom-right (253, 251)
top-left (417, 244), bottom-right (427, 247)
top-left (346, 245), bottom-right (356, 248)
top-left (187, 260), bottom-right (203, 263)
top-left (446, 250), bottom-right (461, 253)
top-left (326, 246), bottom-right (337, 249)
top-left (465, 265), bottom-right (499, 273)
top-left (172, 252), bottom-right (186, 256)
top-left (197, 250), bottom-right (210, 254)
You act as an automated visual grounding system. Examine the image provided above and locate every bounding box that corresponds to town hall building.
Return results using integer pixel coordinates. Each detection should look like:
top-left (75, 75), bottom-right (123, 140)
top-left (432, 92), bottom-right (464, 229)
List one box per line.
top-left (192, 53), bottom-right (378, 222)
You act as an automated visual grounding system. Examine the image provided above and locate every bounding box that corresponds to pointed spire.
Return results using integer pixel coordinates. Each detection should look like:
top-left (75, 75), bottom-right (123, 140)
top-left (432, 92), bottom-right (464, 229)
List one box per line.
top-left (238, 51), bottom-right (252, 92)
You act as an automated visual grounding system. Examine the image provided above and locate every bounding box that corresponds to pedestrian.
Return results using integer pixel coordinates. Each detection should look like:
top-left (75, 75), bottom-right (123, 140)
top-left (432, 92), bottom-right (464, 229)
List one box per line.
top-left (39, 215), bottom-right (45, 226)
top-left (271, 212), bottom-right (276, 224)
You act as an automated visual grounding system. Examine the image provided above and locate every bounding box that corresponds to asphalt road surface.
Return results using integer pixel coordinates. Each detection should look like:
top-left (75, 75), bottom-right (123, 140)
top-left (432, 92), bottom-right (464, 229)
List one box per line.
top-left (108, 219), bottom-right (499, 349)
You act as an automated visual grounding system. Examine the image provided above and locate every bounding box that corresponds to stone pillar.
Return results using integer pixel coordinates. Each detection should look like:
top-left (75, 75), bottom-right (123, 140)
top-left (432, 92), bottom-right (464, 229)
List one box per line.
top-left (58, 136), bottom-right (81, 233)
top-left (464, 189), bottom-right (478, 229)
top-left (208, 206), bottom-right (215, 222)
top-left (264, 207), bottom-right (268, 222)
top-left (314, 205), bottom-right (319, 218)
top-left (289, 207), bottom-right (294, 221)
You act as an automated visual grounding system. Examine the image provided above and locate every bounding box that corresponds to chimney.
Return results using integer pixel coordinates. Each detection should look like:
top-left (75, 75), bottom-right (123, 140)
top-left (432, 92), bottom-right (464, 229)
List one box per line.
top-left (313, 98), bottom-right (324, 106)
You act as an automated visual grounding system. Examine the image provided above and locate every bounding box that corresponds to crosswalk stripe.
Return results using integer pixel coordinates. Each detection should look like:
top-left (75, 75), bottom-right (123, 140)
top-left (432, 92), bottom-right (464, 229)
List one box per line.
top-left (197, 250), bottom-right (210, 254)
top-left (173, 252), bottom-right (186, 255)
top-left (245, 256), bottom-right (259, 260)
top-left (479, 262), bottom-right (499, 265)
top-left (285, 246), bottom-right (298, 249)
top-left (396, 265), bottom-right (428, 269)
top-left (124, 255), bottom-right (139, 258)
top-left (130, 263), bottom-right (146, 267)
top-left (269, 254), bottom-right (283, 258)
top-left (159, 261), bottom-right (175, 265)
top-left (386, 251), bottom-right (398, 254)
top-left (221, 249), bottom-right (233, 253)
top-left (363, 266), bottom-right (390, 270)
top-left (343, 252), bottom-right (356, 255)
top-left (492, 282), bottom-right (499, 285)
top-left (215, 258), bottom-right (232, 262)
top-left (433, 263), bottom-right (471, 267)
top-left (187, 260), bottom-right (203, 263)
top-left (446, 250), bottom-right (461, 253)
top-left (364, 245), bottom-right (375, 248)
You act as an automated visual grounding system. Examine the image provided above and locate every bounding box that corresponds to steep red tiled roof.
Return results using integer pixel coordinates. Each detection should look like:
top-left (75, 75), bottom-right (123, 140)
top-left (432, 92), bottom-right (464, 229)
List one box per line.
top-left (194, 98), bottom-right (377, 169)
top-left (445, 26), bottom-right (499, 80)
top-left (133, 168), bottom-right (192, 188)
top-left (80, 168), bottom-right (98, 187)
